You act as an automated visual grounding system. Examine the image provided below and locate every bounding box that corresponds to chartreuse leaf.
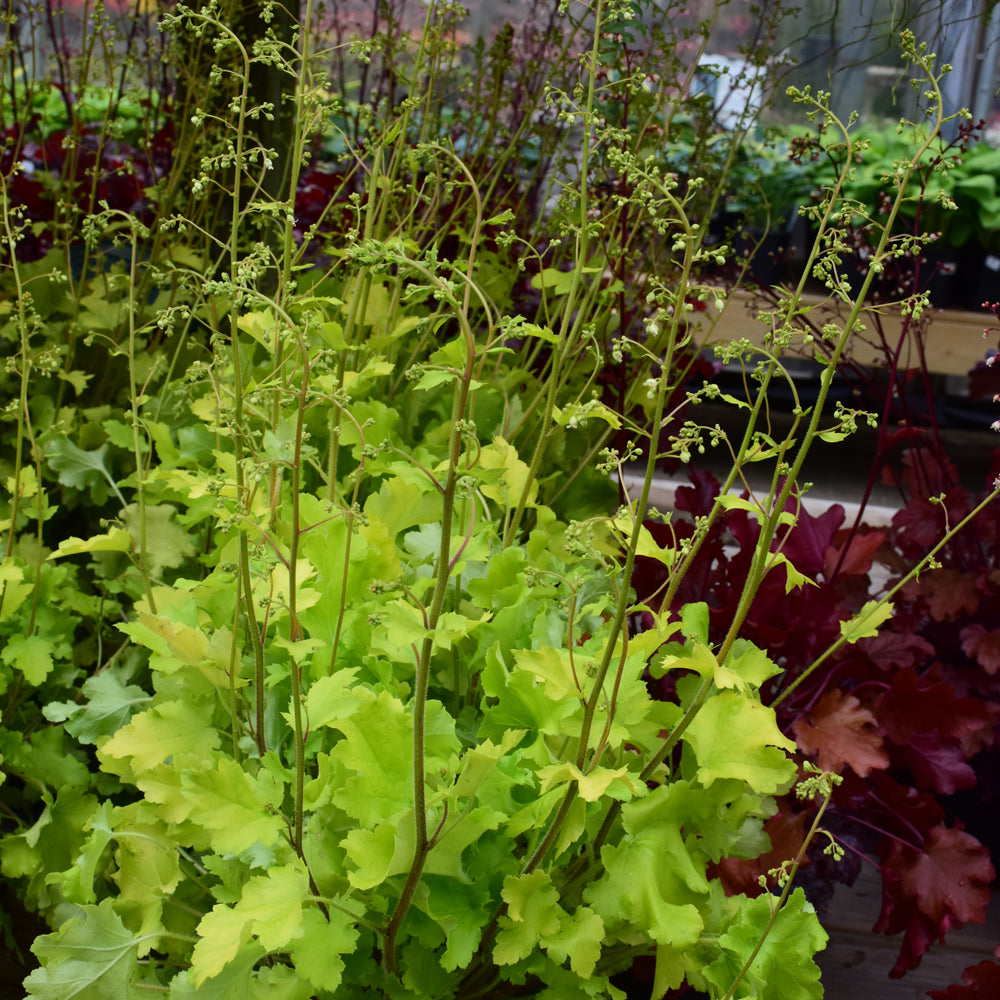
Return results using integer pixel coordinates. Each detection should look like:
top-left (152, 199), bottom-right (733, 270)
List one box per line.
top-left (418, 876), bottom-right (494, 971)
top-left (478, 436), bottom-right (538, 509)
top-left (514, 645), bottom-right (581, 700)
top-left (840, 599), bottom-right (893, 642)
top-left (715, 640), bottom-right (782, 693)
top-left (2, 633), bottom-right (56, 685)
top-left (766, 551), bottom-right (813, 593)
top-left (0, 557), bottom-right (32, 621)
top-left (327, 689), bottom-right (414, 824)
top-left (49, 526), bottom-right (132, 559)
top-left (99, 698), bottom-right (220, 778)
top-left (650, 639), bottom-right (717, 682)
top-left (701, 889), bottom-right (826, 999)
top-left (111, 808), bottom-right (182, 953)
top-left (166, 947), bottom-right (263, 999)
top-left (191, 863), bottom-right (359, 992)
top-left (191, 864), bottom-right (306, 985)
top-left (25, 898), bottom-right (152, 998)
top-left (542, 905), bottom-right (605, 978)
top-left (57, 801), bottom-right (114, 905)
top-left (680, 602), bottom-right (710, 643)
top-left (685, 691), bottom-right (796, 793)
top-left (584, 784), bottom-right (708, 949)
top-left (190, 905), bottom-right (257, 986)
top-left (537, 762), bottom-right (637, 802)
top-left (342, 822), bottom-right (400, 890)
top-left (286, 906), bottom-right (360, 993)
top-left (178, 758), bottom-right (286, 854)
top-left (495, 871), bottom-right (563, 965)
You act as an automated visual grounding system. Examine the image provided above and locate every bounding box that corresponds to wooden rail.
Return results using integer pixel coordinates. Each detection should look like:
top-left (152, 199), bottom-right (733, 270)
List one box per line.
top-left (699, 289), bottom-right (996, 377)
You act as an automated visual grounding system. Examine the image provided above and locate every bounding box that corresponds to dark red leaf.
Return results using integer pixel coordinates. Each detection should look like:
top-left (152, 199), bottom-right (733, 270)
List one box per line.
top-left (711, 810), bottom-right (810, 897)
top-left (823, 528), bottom-right (885, 579)
top-left (876, 668), bottom-right (993, 748)
top-left (792, 689), bottom-right (889, 777)
top-left (960, 624), bottom-right (1000, 674)
top-left (928, 957), bottom-right (1000, 999)
top-left (674, 468), bottom-right (721, 518)
top-left (896, 734), bottom-right (977, 794)
top-left (876, 826), bottom-right (993, 976)
top-left (779, 502), bottom-right (844, 578)
top-left (915, 569), bottom-right (981, 622)
top-left (858, 629), bottom-right (935, 671)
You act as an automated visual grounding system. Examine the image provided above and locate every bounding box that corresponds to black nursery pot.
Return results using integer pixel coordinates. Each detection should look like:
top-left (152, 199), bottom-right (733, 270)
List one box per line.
top-left (733, 228), bottom-right (788, 287)
top-left (919, 246), bottom-right (961, 308)
top-left (843, 245), bottom-right (961, 307)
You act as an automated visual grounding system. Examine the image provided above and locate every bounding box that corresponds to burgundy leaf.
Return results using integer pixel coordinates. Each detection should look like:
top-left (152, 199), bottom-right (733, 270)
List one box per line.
top-left (876, 668), bottom-right (993, 748)
top-left (876, 826), bottom-right (993, 976)
top-left (915, 569), bottom-right (981, 622)
top-left (960, 624), bottom-right (1000, 674)
top-left (823, 528), bottom-right (885, 579)
top-left (928, 957), bottom-right (1000, 999)
top-left (779, 502), bottom-right (844, 578)
top-left (792, 689), bottom-right (889, 777)
top-left (858, 629), bottom-right (935, 671)
top-left (895, 733), bottom-right (978, 794)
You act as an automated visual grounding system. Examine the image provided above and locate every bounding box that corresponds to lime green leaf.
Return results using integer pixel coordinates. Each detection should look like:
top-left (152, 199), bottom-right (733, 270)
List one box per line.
top-left (327, 690), bottom-right (413, 824)
top-left (302, 668), bottom-right (363, 729)
top-left (537, 762), bottom-right (637, 802)
top-left (717, 494), bottom-right (796, 528)
top-left (113, 820), bottom-right (181, 952)
top-left (453, 730), bottom-right (526, 802)
top-left (287, 906), bottom-right (360, 993)
top-left (680, 603), bottom-right (710, 643)
top-left (685, 692), bottom-right (796, 792)
top-left (236, 863), bottom-right (307, 951)
top-left (513, 645), bottom-right (581, 700)
top-left (715, 641), bottom-right (782, 694)
top-left (840, 599), bottom-right (893, 642)
top-left (58, 803), bottom-right (114, 905)
top-left (0, 557), bottom-right (32, 622)
top-left (530, 268), bottom-right (577, 294)
top-left (179, 760), bottom-right (286, 854)
top-left (99, 699), bottom-right (220, 776)
top-left (485, 208), bottom-right (515, 225)
top-left (25, 898), bottom-right (149, 998)
top-left (49, 527), bottom-right (133, 559)
top-left (122, 504), bottom-right (196, 576)
top-left (133, 612), bottom-right (209, 665)
top-left (191, 905), bottom-right (256, 986)
top-left (584, 786), bottom-right (706, 948)
top-left (478, 435), bottom-right (537, 509)
top-left (649, 640), bottom-right (716, 682)
top-left (705, 889), bottom-right (827, 999)
top-left (542, 905), bottom-right (605, 978)
top-left (495, 871), bottom-right (563, 965)
top-left (166, 948), bottom-right (261, 999)
top-left (2, 634), bottom-right (55, 685)
top-left (342, 822), bottom-right (401, 890)
top-left (766, 552), bottom-right (813, 593)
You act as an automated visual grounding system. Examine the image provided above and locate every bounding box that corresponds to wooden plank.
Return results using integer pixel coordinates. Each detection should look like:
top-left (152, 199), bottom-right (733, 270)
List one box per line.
top-left (818, 866), bottom-right (1000, 996)
top-left (699, 290), bottom-right (996, 377)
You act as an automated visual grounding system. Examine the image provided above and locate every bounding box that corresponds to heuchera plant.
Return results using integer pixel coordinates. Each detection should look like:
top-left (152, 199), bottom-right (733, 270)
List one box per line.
top-left (0, 1), bottom-right (995, 998)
